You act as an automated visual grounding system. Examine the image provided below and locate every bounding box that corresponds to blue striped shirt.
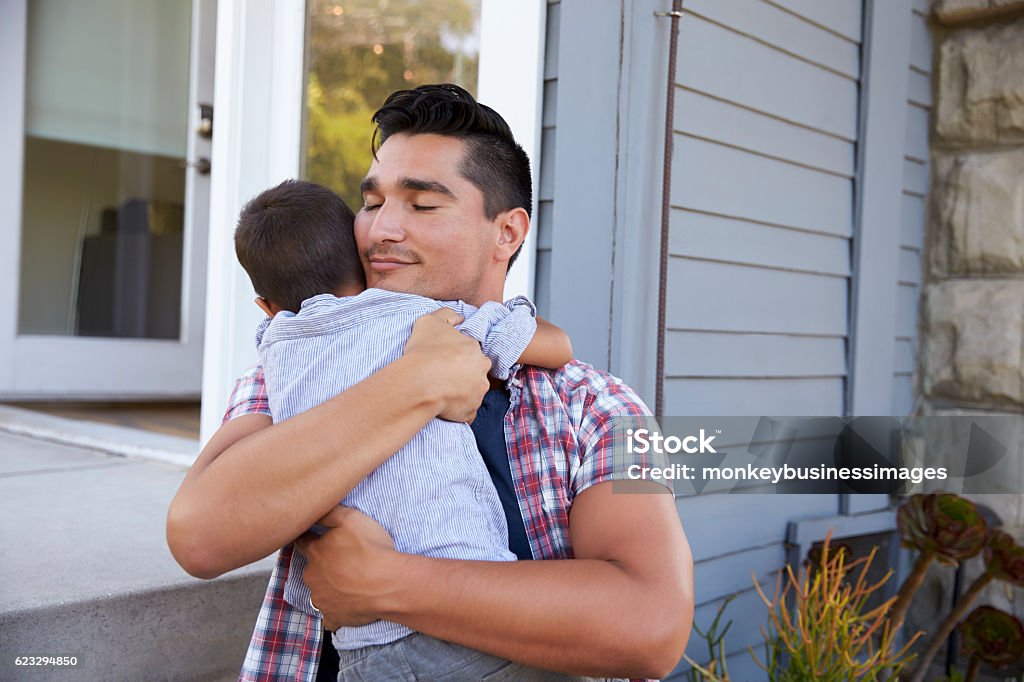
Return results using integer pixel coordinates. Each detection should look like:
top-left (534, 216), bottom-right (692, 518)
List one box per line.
top-left (255, 288), bottom-right (536, 650)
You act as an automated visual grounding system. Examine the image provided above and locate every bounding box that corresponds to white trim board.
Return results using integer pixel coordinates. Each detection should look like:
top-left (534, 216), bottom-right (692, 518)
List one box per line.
top-left (478, 0), bottom-right (547, 301)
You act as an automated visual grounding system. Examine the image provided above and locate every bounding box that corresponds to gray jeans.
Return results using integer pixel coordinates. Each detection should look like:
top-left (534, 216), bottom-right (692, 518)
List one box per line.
top-left (336, 633), bottom-right (616, 681)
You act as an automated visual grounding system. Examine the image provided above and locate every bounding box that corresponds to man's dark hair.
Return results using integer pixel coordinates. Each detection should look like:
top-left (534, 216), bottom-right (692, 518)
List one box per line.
top-left (234, 179), bottom-right (362, 313)
top-left (371, 83), bottom-right (532, 269)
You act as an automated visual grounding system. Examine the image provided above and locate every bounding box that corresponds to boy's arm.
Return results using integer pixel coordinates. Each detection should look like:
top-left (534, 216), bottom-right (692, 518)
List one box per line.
top-left (518, 316), bottom-right (572, 369)
top-left (458, 297), bottom-right (572, 376)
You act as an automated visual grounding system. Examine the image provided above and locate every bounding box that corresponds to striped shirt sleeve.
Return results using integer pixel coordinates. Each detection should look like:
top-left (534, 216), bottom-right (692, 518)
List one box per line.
top-left (454, 297), bottom-right (538, 380)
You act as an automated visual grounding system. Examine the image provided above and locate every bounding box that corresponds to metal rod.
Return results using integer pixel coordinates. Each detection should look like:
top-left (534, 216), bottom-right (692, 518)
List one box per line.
top-left (655, 0), bottom-right (683, 422)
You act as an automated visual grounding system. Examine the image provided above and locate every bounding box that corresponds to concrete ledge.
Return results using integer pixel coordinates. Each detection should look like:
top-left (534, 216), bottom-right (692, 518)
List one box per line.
top-left (0, 571), bottom-right (270, 682)
top-left (0, 431), bottom-right (275, 681)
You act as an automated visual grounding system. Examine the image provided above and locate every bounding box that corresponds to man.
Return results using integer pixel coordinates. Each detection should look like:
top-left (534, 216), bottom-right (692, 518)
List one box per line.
top-left (167, 84), bottom-right (693, 680)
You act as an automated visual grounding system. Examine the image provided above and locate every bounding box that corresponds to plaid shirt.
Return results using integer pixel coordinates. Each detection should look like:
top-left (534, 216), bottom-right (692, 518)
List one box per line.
top-left (227, 359), bottom-right (669, 681)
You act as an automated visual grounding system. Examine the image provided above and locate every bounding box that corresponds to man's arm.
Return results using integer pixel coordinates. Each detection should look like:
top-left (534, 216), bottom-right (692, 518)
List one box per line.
top-left (166, 309), bottom-right (492, 579)
top-left (298, 481), bottom-right (693, 679)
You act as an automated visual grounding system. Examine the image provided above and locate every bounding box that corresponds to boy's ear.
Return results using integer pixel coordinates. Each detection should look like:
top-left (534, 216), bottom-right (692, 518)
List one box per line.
top-left (255, 296), bottom-right (280, 317)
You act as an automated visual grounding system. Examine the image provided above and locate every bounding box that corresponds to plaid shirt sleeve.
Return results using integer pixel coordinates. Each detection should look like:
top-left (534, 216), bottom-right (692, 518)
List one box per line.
top-left (239, 544), bottom-right (323, 682)
top-left (222, 364), bottom-right (271, 423)
top-left (569, 370), bottom-right (673, 497)
top-left (223, 367), bottom-right (324, 680)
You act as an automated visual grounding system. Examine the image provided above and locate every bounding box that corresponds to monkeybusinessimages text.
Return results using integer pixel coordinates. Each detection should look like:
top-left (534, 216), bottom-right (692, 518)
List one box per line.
top-left (624, 428), bottom-right (948, 485)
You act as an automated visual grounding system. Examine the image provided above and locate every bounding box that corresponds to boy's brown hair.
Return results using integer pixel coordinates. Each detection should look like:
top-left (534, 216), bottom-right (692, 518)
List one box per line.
top-left (235, 179), bottom-right (362, 313)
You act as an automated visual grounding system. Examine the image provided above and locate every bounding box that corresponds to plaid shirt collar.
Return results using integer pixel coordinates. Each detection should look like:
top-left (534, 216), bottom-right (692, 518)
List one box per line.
top-left (235, 360), bottom-right (662, 681)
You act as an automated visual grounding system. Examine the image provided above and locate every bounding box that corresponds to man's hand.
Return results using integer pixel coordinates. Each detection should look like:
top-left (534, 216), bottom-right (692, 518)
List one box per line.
top-left (168, 307), bottom-right (494, 579)
top-left (296, 506), bottom-right (399, 631)
top-left (404, 308), bottom-right (490, 423)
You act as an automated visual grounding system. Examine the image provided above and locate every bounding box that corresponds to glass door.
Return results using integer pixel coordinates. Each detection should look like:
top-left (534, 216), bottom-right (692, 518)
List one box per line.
top-left (0, 0), bottom-right (215, 398)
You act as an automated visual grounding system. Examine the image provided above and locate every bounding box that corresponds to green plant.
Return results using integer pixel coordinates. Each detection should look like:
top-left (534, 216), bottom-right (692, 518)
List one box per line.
top-left (889, 494), bottom-right (988, 634)
top-left (910, 529), bottom-right (1024, 682)
top-left (959, 606), bottom-right (1024, 682)
top-left (683, 594), bottom-right (736, 681)
top-left (751, 533), bottom-right (920, 681)
top-left (678, 494), bottom-right (1024, 681)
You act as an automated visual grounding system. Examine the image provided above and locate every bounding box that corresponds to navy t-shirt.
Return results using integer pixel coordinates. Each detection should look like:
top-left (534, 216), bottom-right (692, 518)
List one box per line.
top-left (469, 388), bottom-right (533, 561)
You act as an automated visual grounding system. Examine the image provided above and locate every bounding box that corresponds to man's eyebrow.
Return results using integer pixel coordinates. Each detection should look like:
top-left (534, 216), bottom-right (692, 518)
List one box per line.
top-left (359, 176), bottom-right (378, 196)
top-left (398, 177), bottom-right (456, 199)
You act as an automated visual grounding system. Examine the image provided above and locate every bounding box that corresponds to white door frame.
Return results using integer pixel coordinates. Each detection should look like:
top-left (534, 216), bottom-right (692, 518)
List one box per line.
top-left (479, 0), bottom-right (546, 302)
top-left (198, 0), bottom-right (306, 442)
top-left (0, 0), bottom-right (215, 399)
top-left (197, 0), bottom-right (546, 444)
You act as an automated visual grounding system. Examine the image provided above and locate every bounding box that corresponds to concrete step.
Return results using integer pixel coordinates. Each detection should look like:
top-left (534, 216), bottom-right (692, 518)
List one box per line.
top-left (0, 429), bottom-right (275, 682)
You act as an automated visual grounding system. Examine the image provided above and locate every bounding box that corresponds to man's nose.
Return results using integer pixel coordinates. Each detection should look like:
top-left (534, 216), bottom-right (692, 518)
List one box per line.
top-left (366, 201), bottom-right (405, 242)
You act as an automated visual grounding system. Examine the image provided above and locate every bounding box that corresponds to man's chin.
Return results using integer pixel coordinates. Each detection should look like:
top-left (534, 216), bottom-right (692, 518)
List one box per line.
top-left (371, 280), bottom-right (464, 302)
top-left (371, 279), bottom-right (432, 297)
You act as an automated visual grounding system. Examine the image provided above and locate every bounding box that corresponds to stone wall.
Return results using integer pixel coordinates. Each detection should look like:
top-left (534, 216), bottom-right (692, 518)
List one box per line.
top-left (921, 0), bottom-right (1024, 495)
top-left (912, 1), bottom-right (1024, 674)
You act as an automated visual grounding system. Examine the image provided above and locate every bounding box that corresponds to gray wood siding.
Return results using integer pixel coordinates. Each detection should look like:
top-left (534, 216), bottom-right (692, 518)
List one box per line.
top-left (530, 3), bottom-right (920, 679)
top-left (534, 0), bottom-right (559, 318)
top-left (893, 0), bottom-right (931, 415)
top-left (665, 2), bottom-right (862, 676)
top-left (666, 0), bottom-right (862, 417)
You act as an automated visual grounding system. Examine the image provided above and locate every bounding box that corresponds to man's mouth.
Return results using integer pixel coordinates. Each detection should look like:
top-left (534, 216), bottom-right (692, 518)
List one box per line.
top-left (368, 257), bottom-right (416, 273)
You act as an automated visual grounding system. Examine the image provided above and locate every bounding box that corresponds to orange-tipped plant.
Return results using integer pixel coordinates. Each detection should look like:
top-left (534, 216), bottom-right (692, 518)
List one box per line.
top-left (751, 532), bottom-right (921, 681)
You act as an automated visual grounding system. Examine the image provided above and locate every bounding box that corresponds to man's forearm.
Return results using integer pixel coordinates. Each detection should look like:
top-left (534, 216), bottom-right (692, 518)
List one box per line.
top-left (376, 554), bottom-right (690, 679)
top-left (374, 484), bottom-right (694, 678)
top-left (299, 481), bottom-right (693, 678)
top-left (167, 356), bottom-right (441, 578)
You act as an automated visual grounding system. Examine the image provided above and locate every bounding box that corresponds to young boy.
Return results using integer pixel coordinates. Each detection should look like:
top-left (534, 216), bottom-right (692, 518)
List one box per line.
top-left (234, 179), bottom-right (580, 679)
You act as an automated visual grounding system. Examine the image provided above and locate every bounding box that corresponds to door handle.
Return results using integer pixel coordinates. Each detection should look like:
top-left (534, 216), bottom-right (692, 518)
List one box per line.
top-left (197, 104), bottom-right (213, 139)
top-left (180, 158), bottom-right (211, 175)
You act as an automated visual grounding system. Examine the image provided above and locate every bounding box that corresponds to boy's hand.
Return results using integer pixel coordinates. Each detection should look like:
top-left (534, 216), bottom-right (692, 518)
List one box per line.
top-left (403, 308), bottom-right (490, 424)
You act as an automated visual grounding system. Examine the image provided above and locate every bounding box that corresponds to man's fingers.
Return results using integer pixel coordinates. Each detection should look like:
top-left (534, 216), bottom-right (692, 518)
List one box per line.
top-left (296, 506), bottom-right (355, 557)
top-left (428, 308), bottom-right (464, 326)
top-left (294, 530), bottom-right (318, 557)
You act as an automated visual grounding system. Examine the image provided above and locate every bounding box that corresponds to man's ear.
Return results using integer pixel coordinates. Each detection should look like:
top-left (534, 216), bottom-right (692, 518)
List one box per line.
top-left (255, 297), bottom-right (281, 317)
top-left (495, 207), bottom-right (530, 264)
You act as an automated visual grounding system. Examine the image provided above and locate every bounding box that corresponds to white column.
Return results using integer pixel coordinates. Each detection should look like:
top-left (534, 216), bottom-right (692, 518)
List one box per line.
top-left (199, 0), bottom-right (306, 445)
top-left (478, 0), bottom-right (546, 301)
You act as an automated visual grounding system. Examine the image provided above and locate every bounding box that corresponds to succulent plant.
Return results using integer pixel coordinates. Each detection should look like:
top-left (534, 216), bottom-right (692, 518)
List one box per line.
top-left (960, 605), bottom-right (1024, 670)
top-left (897, 493), bottom-right (988, 565)
top-left (889, 494), bottom-right (989, 637)
top-left (911, 531), bottom-right (1024, 682)
top-left (984, 530), bottom-right (1024, 586)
